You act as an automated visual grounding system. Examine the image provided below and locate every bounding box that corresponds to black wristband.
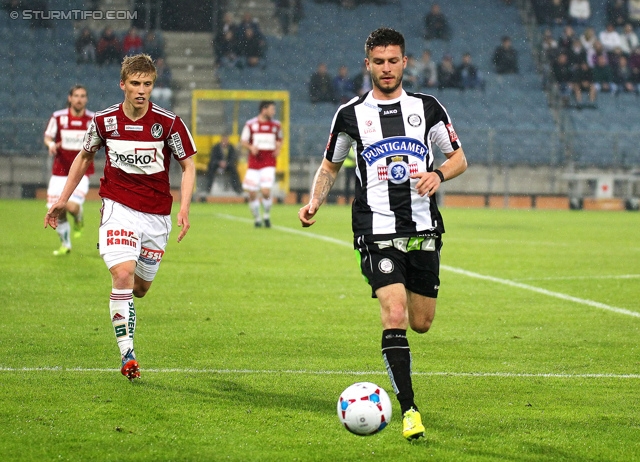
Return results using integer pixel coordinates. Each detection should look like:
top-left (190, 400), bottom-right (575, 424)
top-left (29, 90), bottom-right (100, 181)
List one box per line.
top-left (434, 169), bottom-right (445, 182)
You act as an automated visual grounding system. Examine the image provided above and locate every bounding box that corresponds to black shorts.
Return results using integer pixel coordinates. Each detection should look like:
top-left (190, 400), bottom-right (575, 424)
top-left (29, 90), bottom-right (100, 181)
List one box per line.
top-left (354, 234), bottom-right (442, 299)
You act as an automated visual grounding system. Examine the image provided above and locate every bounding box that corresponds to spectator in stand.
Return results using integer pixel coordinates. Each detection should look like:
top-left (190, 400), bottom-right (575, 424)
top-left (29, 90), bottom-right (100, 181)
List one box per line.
top-left (588, 40), bottom-right (608, 67)
top-left (437, 54), bottom-right (459, 89)
top-left (630, 0), bottom-right (640, 27)
top-left (352, 64), bottom-right (372, 96)
top-left (424, 3), bottom-right (451, 41)
top-left (456, 52), bottom-right (484, 91)
top-left (541, 28), bottom-right (559, 62)
top-left (621, 23), bottom-right (639, 54)
top-left (237, 27), bottom-right (265, 68)
top-left (592, 53), bottom-right (618, 93)
top-left (599, 23), bottom-right (624, 53)
top-left (607, 0), bottom-right (629, 28)
top-left (493, 36), bottom-right (519, 74)
top-left (215, 29), bottom-right (240, 68)
top-left (151, 58), bottom-right (173, 109)
top-left (309, 62), bottom-right (335, 103)
top-left (333, 65), bottom-right (356, 103)
top-left (580, 27), bottom-right (597, 53)
top-left (416, 49), bottom-right (438, 89)
top-left (629, 44), bottom-right (640, 74)
top-left (558, 25), bottom-right (577, 54)
top-left (573, 59), bottom-right (598, 107)
top-left (75, 27), bottom-right (96, 64)
top-left (96, 27), bottom-right (121, 66)
top-left (206, 133), bottom-right (242, 195)
top-left (238, 12), bottom-right (264, 41)
top-left (122, 27), bottom-right (144, 56)
top-left (274, 0), bottom-right (303, 35)
top-left (143, 31), bottom-right (165, 59)
top-left (552, 52), bottom-right (575, 105)
top-left (569, 0), bottom-right (591, 26)
top-left (221, 12), bottom-right (239, 37)
top-left (567, 38), bottom-right (588, 70)
top-left (402, 55), bottom-right (421, 91)
top-left (548, 0), bottom-right (568, 26)
top-left (614, 55), bottom-right (638, 92)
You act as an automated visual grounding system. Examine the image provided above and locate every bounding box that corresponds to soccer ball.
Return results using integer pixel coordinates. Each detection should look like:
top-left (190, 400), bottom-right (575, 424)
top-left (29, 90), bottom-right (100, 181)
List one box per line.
top-left (337, 382), bottom-right (392, 436)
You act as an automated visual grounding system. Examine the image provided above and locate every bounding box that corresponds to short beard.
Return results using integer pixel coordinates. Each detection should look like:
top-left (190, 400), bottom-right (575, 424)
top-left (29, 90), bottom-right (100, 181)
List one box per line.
top-left (372, 74), bottom-right (402, 95)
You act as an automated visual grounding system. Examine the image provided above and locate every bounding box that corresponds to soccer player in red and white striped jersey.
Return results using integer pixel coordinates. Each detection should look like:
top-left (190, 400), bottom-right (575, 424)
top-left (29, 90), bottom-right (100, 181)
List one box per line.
top-left (45, 54), bottom-right (197, 381)
top-left (44, 85), bottom-right (94, 255)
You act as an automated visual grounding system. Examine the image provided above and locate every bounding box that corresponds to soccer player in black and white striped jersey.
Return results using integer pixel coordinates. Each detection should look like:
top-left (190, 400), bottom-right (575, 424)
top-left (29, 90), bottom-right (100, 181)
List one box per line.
top-left (299, 27), bottom-right (467, 440)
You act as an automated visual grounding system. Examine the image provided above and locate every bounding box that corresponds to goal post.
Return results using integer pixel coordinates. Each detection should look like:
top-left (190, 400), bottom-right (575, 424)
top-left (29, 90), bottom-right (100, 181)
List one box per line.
top-left (190, 89), bottom-right (290, 195)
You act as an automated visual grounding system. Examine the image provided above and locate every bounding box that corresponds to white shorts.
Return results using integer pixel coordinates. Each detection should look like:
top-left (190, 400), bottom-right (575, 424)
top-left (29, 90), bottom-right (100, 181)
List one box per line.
top-left (242, 167), bottom-right (276, 192)
top-left (46, 175), bottom-right (89, 208)
top-left (99, 198), bottom-right (172, 282)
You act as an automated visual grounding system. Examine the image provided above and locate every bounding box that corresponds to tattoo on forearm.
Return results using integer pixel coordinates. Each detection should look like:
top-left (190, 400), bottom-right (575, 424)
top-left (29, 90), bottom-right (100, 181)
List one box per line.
top-left (311, 168), bottom-right (336, 206)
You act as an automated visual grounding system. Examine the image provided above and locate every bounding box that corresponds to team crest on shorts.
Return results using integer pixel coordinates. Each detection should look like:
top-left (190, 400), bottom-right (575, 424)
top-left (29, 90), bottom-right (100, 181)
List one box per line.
top-left (151, 123), bottom-right (163, 138)
top-left (378, 258), bottom-right (394, 274)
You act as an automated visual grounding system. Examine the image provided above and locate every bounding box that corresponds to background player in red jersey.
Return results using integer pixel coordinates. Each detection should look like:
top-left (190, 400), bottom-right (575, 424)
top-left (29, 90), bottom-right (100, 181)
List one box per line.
top-left (44, 54), bottom-right (197, 381)
top-left (240, 101), bottom-right (283, 228)
top-left (43, 85), bottom-right (94, 256)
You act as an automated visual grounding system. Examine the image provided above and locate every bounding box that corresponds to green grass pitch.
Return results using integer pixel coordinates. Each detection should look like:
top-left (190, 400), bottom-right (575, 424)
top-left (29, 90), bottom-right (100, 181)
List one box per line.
top-left (0, 199), bottom-right (639, 461)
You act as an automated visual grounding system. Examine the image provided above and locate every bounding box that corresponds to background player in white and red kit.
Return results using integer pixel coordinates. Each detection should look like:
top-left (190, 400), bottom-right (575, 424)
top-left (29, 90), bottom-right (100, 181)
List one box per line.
top-left (44, 54), bottom-right (197, 381)
top-left (240, 101), bottom-right (282, 228)
top-left (44, 85), bottom-right (94, 255)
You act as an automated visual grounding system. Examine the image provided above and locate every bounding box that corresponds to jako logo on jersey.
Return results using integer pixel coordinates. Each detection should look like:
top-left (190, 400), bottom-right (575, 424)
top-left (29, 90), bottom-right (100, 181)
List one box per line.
top-left (106, 229), bottom-right (138, 247)
top-left (382, 109), bottom-right (398, 115)
top-left (361, 136), bottom-right (428, 166)
top-left (139, 246), bottom-right (164, 265)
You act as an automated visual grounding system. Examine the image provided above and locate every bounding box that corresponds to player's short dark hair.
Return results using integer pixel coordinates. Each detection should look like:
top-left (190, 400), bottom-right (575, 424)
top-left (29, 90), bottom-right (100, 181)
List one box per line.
top-left (365, 28), bottom-right (405, 57)
top-left (259, 100), bottom-right (275, 112)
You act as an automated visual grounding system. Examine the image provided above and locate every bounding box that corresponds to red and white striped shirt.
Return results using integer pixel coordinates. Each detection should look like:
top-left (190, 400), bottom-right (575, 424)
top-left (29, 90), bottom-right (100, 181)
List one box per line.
top-left (45, 108), bottom-right (95, 176)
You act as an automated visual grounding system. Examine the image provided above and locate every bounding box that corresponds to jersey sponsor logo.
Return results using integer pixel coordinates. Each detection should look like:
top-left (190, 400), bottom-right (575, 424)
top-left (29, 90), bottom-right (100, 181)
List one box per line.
top-left (378, 158), bottom-right (418, 183)
top-left (446, 123), bottom-right (458, 142)
top-left (139, 246), bottom-right (164, 265)
top-left (112, 148), bottom-right (158, 168)
top-left (325, 133), bottom-right (333, 151)
top-left (169, 132), bottom-right (186, 158)
top-left (105, 116), bottom-right (117, 131)
top-left (83, 121), bottom-right (102, 152)
top-left (60, 129), bottom-right (85, 151)
top-left (408, 114), bottom-right (422, 127)
top-left (378, 258), bottom-right (394, 274)
top-left (151, 123), bottom-right (163, 138)
top-left (70, 120), bottom-right (83, 126)
top-left (111, 130), bottom-right (120, 137)
top-left (382, 109), bottom-right (398, 116)
top-left (364, 101), bottom-right (381, 112)
top-left (124, 125), bottom-right (143, 131)
top-left (105, 228), bottom-right (138, 247)
top-left (361, 136), bottom-right (428, 166)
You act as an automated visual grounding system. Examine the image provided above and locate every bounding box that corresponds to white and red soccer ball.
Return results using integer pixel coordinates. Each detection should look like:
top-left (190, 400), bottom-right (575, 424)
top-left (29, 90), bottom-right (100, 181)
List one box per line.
top-left (337, 382), bottom-right (392, 435)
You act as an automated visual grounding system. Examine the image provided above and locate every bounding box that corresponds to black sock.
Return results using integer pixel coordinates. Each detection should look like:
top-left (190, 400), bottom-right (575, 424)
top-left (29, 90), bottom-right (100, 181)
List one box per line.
top-left (382, 328), bottom-right (417, 415)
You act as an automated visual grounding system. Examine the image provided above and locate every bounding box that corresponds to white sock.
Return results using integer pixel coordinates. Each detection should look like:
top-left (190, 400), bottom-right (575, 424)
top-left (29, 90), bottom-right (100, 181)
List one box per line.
top-left (75, 205), bottom-right (83, 224)
top-left (249, 199), bottom-right (261, 222)
top-left (57, 220), bottom-right (71, 248)
top-left (110, 288), bottom-right (135, 358)
top-left (261, 197), bottom-right (272, 219)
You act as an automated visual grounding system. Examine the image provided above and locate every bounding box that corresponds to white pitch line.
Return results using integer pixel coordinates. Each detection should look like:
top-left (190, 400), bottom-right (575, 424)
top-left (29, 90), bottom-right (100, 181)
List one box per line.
top-left (215, 214), bottom-right (639, 319)
top-left (1, 367), bottom-right (640, 379)
top-left (516, 274), bottom-right (640, 281)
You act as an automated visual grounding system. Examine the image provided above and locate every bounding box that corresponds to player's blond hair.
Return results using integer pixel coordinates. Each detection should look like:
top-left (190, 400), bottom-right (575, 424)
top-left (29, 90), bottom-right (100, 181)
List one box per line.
top-left (120, 54), bottom-right (157, 83)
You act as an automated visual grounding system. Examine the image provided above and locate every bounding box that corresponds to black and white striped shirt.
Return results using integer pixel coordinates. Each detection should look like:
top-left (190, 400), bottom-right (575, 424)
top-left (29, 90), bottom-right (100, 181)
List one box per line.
top-left (324, 90), bottom-right (461, 238)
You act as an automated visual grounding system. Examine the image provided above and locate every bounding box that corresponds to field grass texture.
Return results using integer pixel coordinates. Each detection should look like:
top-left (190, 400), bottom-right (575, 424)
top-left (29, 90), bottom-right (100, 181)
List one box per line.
top-left (0, 200), bottom-right (638, 461)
